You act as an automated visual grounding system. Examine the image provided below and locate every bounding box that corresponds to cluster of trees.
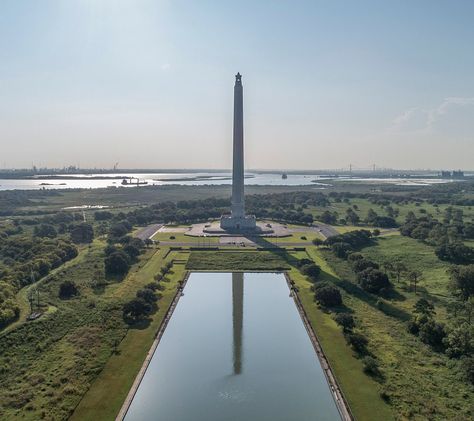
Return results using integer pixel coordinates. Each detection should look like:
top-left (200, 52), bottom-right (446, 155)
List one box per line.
top-left (408, 298), bottom-right (446, 349)
top-left (405, 266), bottom-right (474, 384)
top-left (347, 253), bottom-right (391, 294)
top-left (0, 237), bottom-right (78, 328)
top-left (365, 208), bottom-right (398, 228)
top-left (104, 237), bottom-right (145, 277)
top-left (123, 281), bottom-right (162, 323)
top-left (296, 258), bottom-right (342, 308)
top-left (333, 304), bottom-right (380, 376)
top-left (400, 209), bottom-right (474, 264)
top-left (322, 229), bottom-right (374, 258)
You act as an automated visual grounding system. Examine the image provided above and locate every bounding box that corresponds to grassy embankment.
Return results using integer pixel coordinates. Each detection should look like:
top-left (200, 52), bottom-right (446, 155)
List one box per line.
top-left (319, 235), bottom-right (474, 419)
top-left (71, 248), bottom-right (186, 421)
top-left (289, 249), bottom-right (394, 420)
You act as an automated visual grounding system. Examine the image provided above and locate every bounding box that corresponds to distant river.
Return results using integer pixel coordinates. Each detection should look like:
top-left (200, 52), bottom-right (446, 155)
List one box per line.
top-left (0, 172), bottom-right (456, 191)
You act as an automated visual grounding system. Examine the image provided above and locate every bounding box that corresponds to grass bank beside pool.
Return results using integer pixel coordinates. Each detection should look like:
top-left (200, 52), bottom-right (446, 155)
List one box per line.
top-left (290, 251), bottom-right (394, 421)
top-left (186, 250), bottom-right (292, 271)
top-left (71, 249), bottom-right (187, 421)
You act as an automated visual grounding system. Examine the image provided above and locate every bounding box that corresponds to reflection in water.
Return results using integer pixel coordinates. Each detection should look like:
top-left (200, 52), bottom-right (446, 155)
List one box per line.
top-left (232, 272), bottom-right (244, 375)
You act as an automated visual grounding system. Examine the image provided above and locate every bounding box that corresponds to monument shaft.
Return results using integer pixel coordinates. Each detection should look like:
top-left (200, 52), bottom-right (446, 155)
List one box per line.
top-left (232, 74), bottom-right (245, 218)
top-left (220, 73), bottom-right (256, 231)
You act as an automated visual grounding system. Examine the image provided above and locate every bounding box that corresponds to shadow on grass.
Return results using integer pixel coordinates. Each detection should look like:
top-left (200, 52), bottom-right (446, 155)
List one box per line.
top-left (321, 251), bottom-right (411, 322)
top-left (243, 235), bottom-right (302, 268)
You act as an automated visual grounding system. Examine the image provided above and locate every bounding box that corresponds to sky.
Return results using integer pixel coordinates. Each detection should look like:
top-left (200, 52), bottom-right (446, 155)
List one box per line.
top-left (0, 0), bottom-right (473, 171)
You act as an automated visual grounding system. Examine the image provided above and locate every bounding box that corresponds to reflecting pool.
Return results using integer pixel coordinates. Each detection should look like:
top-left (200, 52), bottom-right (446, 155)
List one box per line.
top-left (125, 272), bottom-right (341, 421)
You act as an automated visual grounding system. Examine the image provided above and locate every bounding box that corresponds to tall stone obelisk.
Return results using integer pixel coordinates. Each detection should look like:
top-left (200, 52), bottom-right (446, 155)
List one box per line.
top-left (221, 73), bottom-right (256, 231)
top-left (231, 73), bottom-right (245, 219)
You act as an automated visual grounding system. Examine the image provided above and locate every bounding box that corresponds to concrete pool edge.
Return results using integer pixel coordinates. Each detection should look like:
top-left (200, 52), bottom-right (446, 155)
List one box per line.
top-left (115, 271), bottom-right (191, 421)
top-left (285, 273), bottom-right (353, 421)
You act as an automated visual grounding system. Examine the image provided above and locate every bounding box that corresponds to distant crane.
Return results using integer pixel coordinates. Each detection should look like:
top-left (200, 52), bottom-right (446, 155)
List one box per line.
top-left (113, 162), bottom-right (119, 171)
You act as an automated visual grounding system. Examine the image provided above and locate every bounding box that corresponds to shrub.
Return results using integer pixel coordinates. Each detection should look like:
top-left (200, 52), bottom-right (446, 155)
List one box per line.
top-left (314, 285), bottom-right (342, 307)
top-left (334, 313), bottom-right (355, 332)
top-left (136, 288), bottom-right (157, 304)
top-left (105, 251), bottom-right (130, 276)
top-left (418, 320), bottom-right (446, 348)
top-left (122, 297), bottom-right (151, 322)
top-left (357, 268), bottom-right (391, 294)
top-left (362, 356), bottom-right (380, 376)
top-left (301, 263), bottom-right (321, 280)
top-left (345, 332), bottom-right (369, 354)
top-left (461, 356), bottom-right (474, 384)
top-left (58, 280), bottom-right (78, 299)
top-left (70, 223), bottom-right (94, 244)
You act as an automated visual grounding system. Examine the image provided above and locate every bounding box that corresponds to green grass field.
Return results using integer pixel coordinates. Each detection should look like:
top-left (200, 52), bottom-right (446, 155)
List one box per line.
top-left (186, 250), bottom-right (291, 271)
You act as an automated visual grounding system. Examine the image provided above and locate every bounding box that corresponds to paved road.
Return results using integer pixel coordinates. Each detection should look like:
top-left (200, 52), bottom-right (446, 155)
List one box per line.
top-left (311, 223), bottom-right (339, 239)
top-left (134, 224), bottom-right (163, 240)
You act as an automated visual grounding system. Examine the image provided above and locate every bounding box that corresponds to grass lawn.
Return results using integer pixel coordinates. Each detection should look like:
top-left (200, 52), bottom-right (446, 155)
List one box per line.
top-left (186, 250), bottom-right (291, 271)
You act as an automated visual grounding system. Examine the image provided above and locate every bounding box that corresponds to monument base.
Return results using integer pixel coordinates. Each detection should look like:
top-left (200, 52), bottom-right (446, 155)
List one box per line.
top-left (220, 214), bottom-right (257, 231)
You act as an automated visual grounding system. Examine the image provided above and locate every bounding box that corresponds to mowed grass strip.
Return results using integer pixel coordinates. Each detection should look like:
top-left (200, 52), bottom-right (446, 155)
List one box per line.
top-left (186, 250), bottom-right (290, 271)
top-left (70, 249), bottom-right (186, 421)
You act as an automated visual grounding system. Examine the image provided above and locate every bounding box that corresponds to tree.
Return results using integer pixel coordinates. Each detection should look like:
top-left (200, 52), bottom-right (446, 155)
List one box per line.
top-left (34, 224), bottom-right (57, 238)
top-left (123, 244), bottom-right (141, 260)
top-left (312, 238), bottom-right (324, 246)
top-left (334, 313), bottom-right (355, 332)
top-left (362, 356), bottom-right (380, 376)
top-left (408, 270), bottom-right (422, 294)
top-left (418, 319), bottom-right (446, 348)
top-left (450, 265), bottom-right (474, 301)
top-left (393, 261), bottom-right (407, 283)
top-left (319, 210), bottom-right (337, 225)
top-left (413, 298), bottom-right (435, 317)
top-left (301, 263), bottom-right (321, 280)
top-left (314, 285), bottom-right (342, 307)
top-left (436, 242), bottom-right (474, 264)
top-left (122, 297), bottom-right (151, 322)
top-left (443, 323), bottom-right (474, 358)
top-left (105, 251), bottom-right (130, 276)
top-left (59, 280), bottom-right (79, 299)
top-left (352, 258), bottom-right (379, 273)
top-left (136, 288), bottom-right (157, 304)
top-left (331, 242), bottom-right (352, 258)
top-left (346, 208), bottom-right (360, 225)
top-left (357, 268), bottom-right (391, 294)
top-left (381, 261), bottom-right (393, 275)
top-left (70, 223), bottom-right (94, 244)
top-left (345, 332), bottom-right (368, 354)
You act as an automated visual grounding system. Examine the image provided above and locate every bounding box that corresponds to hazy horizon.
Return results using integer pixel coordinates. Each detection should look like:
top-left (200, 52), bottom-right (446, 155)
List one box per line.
top-left (1, 1), bottom-right (473, 170)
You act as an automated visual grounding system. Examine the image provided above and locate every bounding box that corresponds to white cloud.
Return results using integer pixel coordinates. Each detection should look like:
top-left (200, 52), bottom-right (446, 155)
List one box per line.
top-left (160, 62), bottom-right (171, 71)
top-left (389, 97), bottom-right (474, 135)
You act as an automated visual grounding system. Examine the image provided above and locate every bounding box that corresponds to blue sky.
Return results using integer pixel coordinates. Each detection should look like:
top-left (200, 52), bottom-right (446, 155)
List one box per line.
top-left (0, 0), bottom-right (473, 170)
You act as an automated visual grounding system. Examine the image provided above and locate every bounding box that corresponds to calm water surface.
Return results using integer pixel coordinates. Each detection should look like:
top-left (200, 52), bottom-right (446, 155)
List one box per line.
top-left (124, 272), bottom-right (341, 421)
top-left (0, 171), bottom-right (456, 190)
